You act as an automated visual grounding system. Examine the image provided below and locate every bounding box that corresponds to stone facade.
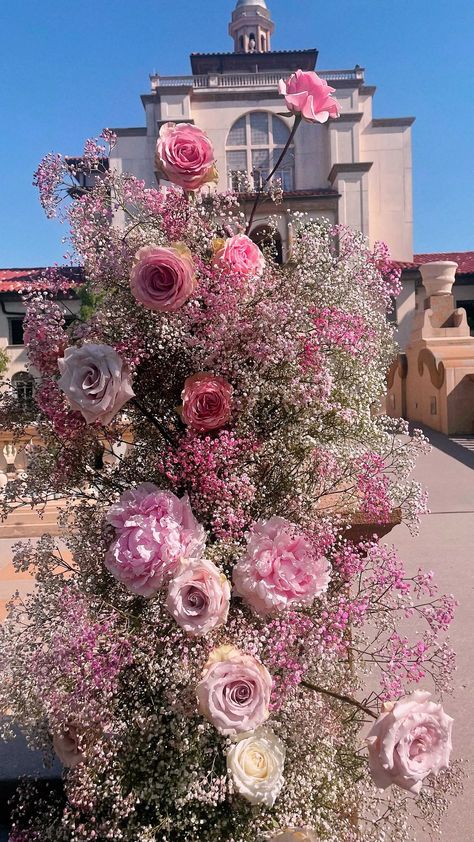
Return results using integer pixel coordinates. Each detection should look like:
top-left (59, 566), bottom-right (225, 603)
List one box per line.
top-left (110, 0), bottom-right (415, 263)
top-left (0, 270), bottom-right (81, 476)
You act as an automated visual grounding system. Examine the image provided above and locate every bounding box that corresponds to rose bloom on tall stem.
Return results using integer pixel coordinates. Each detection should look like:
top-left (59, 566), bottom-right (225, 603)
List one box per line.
top-left (279, 70), bottom-right (341, 123)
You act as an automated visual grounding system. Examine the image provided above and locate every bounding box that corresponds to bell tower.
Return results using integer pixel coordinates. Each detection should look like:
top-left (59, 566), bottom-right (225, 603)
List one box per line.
top-left (229, 0), bottom-right (275, 54)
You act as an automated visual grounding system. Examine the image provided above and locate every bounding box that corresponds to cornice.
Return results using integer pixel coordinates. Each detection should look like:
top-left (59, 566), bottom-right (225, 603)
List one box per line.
top-left (371, 117), bottom-right (415, 128)
top-left (328, 162), bottom-right (373, 184)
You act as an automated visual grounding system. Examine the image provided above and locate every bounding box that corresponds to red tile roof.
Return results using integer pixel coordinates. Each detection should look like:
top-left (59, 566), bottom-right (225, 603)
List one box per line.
top-left (0, 267), bottom-right (82, 293)
top-left (399, 252), bottom-right (474, 276)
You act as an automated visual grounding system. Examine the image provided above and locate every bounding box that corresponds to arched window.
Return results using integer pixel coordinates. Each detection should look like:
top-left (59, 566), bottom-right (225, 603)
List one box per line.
top-left (226, 112), bottom-right (295, 193)
top-left (261, 34), bottom-right (266, 52)
top-left (239, 35), bottom-right (244, 51)
top-left (12, 371), bottom-right (34, 405)
top-left (250, 225), bottom-right (283, 265)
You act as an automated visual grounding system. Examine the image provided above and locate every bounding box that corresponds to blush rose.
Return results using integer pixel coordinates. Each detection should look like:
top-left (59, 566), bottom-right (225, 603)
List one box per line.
top-left (180, 373), bottom-right (232, 432)
top-left (57, 343), bottom-right (135, 425)
top-left (130, 243), bottom-right (196, 313)
top-left (233, 516), bottom-right (331, 616)
top-left (196, 645), bottom-right (272, 735)
top-left (278, 70), bottom-right (340, 123)
top-left (166, 558), bottom-right (230, 636)
top-left (213, 234), bottom-right (265, 278)
top-left (366, 690), bottom-right (453, 794)
top-left (227, 727), bottom-right (285, 807)
top-left (105, 487), bottom-right (206, 598)
top-left (155, 122), bottom-right (218, 191)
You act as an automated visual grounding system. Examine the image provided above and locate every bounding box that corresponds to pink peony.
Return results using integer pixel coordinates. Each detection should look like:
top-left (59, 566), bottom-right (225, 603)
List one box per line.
top-left (130, 243), bottom-right (196, 313)
top-left (155, 122), bottom-right (218, 191)
top-left (58, 343), bottom-right (135, 425)
top-left (366, 690), bottom-right (453, 794)
top-left (105, 486), bottom-right (206, 598)
top-left (196, 645), bottom-right (272, 735)
top-left (180, 373), bottom-right (232, 432)
top-left (52, 724), bottom-right (84, 769)
top-left (233, 516), bottom-right (331, 616)
top-left (213, 234), bottom-right (265, 278)
top-left (166, 558), bottom-right (230, 636)
top-left (278, 70), bottom-right (340, 123)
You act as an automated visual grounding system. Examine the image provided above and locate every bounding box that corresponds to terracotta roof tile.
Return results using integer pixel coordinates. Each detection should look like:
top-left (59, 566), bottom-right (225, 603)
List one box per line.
top-left (414, 252), bottom-right (474, 275)
top-left (395, 251), bottom-right (474, 277)
top-left (0, 267), bottom-right (82, 293)
top-left (397, 252), bottom-right (474, 277)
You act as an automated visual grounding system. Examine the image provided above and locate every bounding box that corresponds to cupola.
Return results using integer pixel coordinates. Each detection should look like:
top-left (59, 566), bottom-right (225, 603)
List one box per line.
top-left (229, 0), bottom-right (275, 54)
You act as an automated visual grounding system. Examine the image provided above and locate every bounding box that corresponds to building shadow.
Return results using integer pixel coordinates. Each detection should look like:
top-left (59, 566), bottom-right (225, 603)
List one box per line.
top-left (416, 423), bottom-right (474, 471)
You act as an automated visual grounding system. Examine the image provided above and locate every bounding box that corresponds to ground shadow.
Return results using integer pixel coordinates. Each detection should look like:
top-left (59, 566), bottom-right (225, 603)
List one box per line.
top-left (415, 424), bottom-right (474, 471)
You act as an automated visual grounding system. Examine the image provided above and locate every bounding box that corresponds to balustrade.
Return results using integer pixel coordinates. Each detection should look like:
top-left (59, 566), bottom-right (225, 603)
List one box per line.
top-left (150, 68), bottom-right (364, 91)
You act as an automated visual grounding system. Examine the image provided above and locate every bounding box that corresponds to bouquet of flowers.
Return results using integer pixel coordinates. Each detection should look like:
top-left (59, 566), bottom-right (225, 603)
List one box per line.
top-left (0, 72), bottom-right (460, 842)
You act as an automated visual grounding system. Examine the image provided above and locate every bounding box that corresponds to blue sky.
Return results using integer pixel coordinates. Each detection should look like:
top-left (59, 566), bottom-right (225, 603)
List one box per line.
top-left (0, 0), bottom-right (472, 266)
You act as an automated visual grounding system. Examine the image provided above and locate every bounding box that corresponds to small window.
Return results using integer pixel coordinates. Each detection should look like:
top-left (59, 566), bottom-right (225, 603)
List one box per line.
top-left (261, 34), bottom-right (266, 51)
top-left (9, 317), bottom-right (24, 346)
top-left (239, 35), bottom-right (244, 51)
top-left (12, 371), bottom-right (34, 405)
top-left (250, 225), bottom-right (283, 265)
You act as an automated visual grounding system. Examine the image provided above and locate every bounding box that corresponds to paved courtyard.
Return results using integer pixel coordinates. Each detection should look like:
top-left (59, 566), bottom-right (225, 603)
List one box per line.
top-left (388, 428), bottom-right (474, 840)
top-left (0, 427), bottom-right (472, 839)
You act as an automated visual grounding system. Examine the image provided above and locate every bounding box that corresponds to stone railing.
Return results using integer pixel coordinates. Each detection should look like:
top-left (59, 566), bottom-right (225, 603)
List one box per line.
top-left (150, 68), bottom-right (364, 91)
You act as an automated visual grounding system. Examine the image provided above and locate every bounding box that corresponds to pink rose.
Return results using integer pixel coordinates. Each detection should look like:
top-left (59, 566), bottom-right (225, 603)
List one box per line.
top-left (180, 373), bottom-right (232, 432)
top-left (366, 690), bottom-right (453, 794)
top-left (233, 516), bottom-right (331, 616)
top-left (166, 558), bottom-right (230, 636)
top-left (52, 724), bottom-right (84, 768)
top-left (214, 234), bottom-right (265, 278)
top-left (105, 486), bottom-right (206, 598)
top-left (130, 243), bottom-right (196, 313)
top-left (196, 645), bottom-right (272, 735)
top-left (58, 343), bottom-right (135, 425)
top-left (278, 70), bottom-right (340, 123)
top-left (155, 122), bottom-right (218, 191)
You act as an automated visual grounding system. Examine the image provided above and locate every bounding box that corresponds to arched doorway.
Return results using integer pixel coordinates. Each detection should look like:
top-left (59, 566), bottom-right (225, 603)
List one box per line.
top-left (250, 225), bottom-right (283, 265)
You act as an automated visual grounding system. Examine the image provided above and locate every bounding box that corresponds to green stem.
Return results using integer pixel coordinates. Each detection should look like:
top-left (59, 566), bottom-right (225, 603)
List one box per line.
top-left (131, 398), bottom-right (176, 446)
top-left (245, 114), bottom-right (302, 235)
top-left (302, 679), bottom-right (378, 719)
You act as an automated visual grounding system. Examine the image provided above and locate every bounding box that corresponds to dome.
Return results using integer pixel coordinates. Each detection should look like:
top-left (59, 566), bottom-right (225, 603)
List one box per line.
top-left (236, 0), bottom-right (268, 8)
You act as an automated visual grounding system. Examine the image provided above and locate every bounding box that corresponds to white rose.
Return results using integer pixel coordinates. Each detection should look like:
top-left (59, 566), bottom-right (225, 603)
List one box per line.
top-left (227, 727), bottom-right (285, 807)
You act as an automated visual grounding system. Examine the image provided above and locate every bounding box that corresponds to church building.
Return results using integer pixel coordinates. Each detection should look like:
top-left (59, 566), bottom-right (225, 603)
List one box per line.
top-left (111, 0), bottom-right (415, 270)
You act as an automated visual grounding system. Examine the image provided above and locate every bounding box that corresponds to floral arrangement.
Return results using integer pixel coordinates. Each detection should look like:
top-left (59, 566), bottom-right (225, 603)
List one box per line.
top-left (0, 71), bottom-right (460, 841)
